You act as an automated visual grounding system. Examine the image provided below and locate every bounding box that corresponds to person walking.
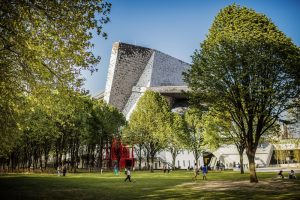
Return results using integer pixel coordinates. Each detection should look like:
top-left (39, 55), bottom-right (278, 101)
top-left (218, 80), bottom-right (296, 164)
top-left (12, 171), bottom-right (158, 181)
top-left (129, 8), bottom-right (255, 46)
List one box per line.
top-left (202, 165), bottom-right (208, 180)
top-left (62, 164), bottom-right (67, 176)
top-left (114, 164), bottom-right (119, 175)
top-left (192, 167), bottom-right (200, 181)
top-left (124, 168), bottom-right (131, 182)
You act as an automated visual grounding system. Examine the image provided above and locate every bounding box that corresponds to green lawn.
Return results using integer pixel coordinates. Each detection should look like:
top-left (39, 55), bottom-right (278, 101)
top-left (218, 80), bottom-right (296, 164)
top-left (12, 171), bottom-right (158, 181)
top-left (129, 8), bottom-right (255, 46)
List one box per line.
top-left (0, 170), bottom-right (299, 199)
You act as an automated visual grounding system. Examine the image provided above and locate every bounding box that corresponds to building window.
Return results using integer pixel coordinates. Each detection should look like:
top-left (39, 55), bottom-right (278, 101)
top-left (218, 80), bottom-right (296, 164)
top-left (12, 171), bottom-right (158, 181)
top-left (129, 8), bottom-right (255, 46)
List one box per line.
top-left (159, 161), bottom-right (161, 167)
top-left (178, 160), bottom-right (180, 167)
top-left (183, 160), bottom-right (185, 167)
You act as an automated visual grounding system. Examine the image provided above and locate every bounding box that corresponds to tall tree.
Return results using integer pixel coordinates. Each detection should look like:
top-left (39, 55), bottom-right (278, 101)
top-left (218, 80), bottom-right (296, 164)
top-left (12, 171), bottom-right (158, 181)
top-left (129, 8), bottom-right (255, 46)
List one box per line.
top-left (87, 99), bottom-right (125, 171)
top-left (0, 0), bottom-right (111, 155)
top-left (182, 108), bottom-right (204, 169)
top-left (124, 91), bottom-right (172, 172)
top-left (168, 113), bottom-right (186, 170)
top-left (184, 4), bottom-right (300, 182)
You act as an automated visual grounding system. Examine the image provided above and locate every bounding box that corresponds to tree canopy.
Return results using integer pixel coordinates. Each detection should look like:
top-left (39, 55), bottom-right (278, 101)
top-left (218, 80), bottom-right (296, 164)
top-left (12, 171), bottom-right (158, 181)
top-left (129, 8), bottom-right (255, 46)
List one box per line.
top-left (0, 1), bottom-right (119, 172)
top-left (182, 108), bottom-right (204, 168)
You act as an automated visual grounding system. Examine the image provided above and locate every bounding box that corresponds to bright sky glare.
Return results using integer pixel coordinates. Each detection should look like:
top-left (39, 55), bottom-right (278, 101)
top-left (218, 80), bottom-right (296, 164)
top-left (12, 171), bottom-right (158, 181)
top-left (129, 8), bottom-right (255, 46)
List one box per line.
top-left (82, 0), bottom-right (300, 96)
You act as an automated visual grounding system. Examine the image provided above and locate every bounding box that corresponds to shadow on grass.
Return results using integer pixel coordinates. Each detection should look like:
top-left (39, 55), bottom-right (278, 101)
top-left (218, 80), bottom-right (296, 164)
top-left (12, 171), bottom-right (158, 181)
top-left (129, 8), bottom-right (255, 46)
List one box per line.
top-left (143, 178), bottom-right (300, 200)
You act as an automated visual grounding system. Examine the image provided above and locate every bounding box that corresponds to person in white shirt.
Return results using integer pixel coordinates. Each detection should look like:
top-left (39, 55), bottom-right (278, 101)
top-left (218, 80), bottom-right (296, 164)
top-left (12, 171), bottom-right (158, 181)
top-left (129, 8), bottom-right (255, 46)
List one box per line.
top-left (289, 170), bottom-right (297, 179)
top-left (124, 168), bottom-right (131, 182)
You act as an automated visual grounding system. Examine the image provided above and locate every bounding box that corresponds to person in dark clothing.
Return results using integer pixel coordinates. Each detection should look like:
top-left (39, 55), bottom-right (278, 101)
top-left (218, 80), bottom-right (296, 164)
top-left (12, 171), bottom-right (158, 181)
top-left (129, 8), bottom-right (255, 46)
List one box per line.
top-left (163, 165), bottom-right (166, 173)
top-left (202, 165), bottom-right (208, 180)
top-left (62, 165), bottom-right (67, 176)
top-left (124, 168), bottom-right (131, 182)
top-left (278, 170), bottom-right (284, 179)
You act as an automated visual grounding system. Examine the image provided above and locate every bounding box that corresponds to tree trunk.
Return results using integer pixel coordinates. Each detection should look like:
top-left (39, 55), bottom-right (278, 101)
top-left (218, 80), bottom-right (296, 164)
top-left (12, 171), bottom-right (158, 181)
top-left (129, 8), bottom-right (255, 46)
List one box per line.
top-left (171, 150), bottom-right (176, 170)
top-left (194, 149), bottom-right (199, 169)
top-left (39, 156), bottom-right (43, 172)
top-left (134, 144), bottom-right (143, 170)
top-left (58, 152), bottom-right (62, 166)
top-left (138, 145), bottom-right (142, 170)
top-left (138, 157), bottom-right (142, 171)
top-left (146, 151), bottom-right (150, 170)
top-left (246, 149), bottom-right (258, 183)
top-left (74, 144), bottom-right (79, 173)
top-left (98, 138), bottom-right (104, 171)
top-left (150, 155), bottom-right (154, 173)
top-left (238, 150), bottom-right (244, 174)
top-left (44, 154), bottom-right (48, 170)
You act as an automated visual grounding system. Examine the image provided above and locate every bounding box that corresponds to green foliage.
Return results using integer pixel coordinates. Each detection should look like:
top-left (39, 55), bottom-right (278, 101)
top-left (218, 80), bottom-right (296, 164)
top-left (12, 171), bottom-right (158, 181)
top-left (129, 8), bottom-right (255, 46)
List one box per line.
top-left (202, 108), bottom-right (248, 173)
top-left (0, 0), bottom-right (111, 156)
top-left (169, 113), bottom-right (186, 149)
top-left (168, 113), bottom-right (186, 168)
top-left (184, 4), bottom-right (300, 182)
top-left (88, 99), bottom-right (125, 143)
top-left (123, 91), bottom-right (172, 171)
top-left (124, 91), bottom-right (172, 147)
top-left (0, 86), bottom-right (125, 171)
top-left (182, 108), bottom-right (204, 166)
top-left (202, 110), bottom-right (231, 151)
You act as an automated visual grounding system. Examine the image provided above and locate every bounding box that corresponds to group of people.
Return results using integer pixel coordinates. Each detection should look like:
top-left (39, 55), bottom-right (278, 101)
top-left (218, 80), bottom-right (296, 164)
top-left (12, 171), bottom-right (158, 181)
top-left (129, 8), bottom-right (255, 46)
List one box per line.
top-left (193, 165), bottom-right (208, 180)
top-left (278, 169), bottom-right (297, 179)
top-left (216, 161), bottom-right (225, 171)
top-left (57, 164), bottom-right (67, 176)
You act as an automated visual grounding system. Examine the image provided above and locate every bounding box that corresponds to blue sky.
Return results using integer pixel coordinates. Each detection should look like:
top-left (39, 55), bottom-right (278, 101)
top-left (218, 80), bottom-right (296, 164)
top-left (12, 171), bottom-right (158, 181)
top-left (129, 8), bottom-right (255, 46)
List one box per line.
top-left (82, 0), bottom-right (300, 96)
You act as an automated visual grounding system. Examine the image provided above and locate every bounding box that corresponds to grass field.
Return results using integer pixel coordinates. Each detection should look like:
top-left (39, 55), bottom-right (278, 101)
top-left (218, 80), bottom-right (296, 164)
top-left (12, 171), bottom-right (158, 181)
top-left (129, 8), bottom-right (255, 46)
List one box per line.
top-left (0, 170), bottom-right (299, 199)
